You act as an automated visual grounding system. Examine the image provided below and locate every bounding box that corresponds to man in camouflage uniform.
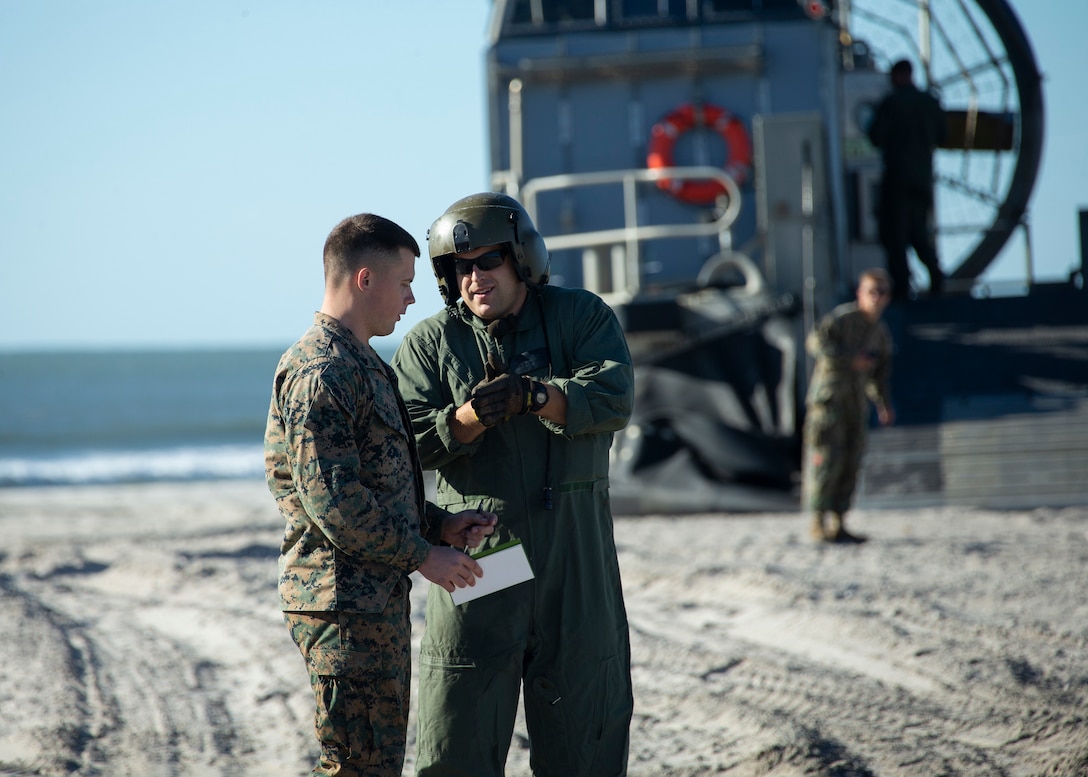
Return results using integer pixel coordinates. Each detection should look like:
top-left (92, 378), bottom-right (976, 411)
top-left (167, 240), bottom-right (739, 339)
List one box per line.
top-left (392, 193), bottom-right (634, 777)
top-left (264, 213), bottom-right (496, 777)
top-left (802, 268), bottom-right (895, 543)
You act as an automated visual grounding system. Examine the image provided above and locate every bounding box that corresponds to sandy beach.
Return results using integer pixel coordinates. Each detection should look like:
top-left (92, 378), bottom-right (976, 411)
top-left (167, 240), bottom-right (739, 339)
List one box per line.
top-left (1, 479), bottom-right (1086, 776)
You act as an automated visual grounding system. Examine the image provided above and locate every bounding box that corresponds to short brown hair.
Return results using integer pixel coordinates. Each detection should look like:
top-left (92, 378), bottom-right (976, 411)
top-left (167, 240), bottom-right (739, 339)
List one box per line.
top-left (859, 267), bottom-right (891, 287)
top-left (323, 214), bottom-right (420, 285)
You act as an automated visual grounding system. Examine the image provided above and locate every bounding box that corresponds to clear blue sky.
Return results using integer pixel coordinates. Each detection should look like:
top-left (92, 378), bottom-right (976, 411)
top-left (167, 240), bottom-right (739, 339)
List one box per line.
top-left (1, 1), bottom-right (1083, 351)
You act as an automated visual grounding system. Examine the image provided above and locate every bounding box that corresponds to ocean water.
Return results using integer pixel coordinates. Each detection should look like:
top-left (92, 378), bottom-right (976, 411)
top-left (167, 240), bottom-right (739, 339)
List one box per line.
top-left (0, 345), bottom-right (397, 487)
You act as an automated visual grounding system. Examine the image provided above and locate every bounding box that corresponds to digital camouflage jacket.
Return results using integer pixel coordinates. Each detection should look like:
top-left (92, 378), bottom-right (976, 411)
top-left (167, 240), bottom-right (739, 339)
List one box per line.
top-left (805, 301), bottom-right (893, 413)
top-left (265, 312), bottom-right (442, 614)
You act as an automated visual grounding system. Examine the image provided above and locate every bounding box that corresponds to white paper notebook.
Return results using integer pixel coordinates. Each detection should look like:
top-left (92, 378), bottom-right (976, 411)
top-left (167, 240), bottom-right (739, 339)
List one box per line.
top-left (449, 541), bottom-right (535, 605)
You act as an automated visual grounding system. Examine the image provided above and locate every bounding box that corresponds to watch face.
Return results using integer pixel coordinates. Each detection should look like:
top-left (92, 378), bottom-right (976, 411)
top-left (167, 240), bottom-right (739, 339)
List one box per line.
top-left (533, 385), bottom-right (548, 409)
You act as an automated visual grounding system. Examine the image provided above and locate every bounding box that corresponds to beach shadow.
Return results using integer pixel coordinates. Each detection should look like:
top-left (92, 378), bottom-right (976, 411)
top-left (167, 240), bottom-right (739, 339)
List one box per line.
top-left (30, 559), bottom-right (110, 580)
top-left (180, 543), bottom-right (278, 562)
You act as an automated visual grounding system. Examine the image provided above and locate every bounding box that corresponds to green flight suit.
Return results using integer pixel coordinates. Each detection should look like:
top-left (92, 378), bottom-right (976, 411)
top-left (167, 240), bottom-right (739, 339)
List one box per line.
top-left (392, 285), bottom-right (635, 777)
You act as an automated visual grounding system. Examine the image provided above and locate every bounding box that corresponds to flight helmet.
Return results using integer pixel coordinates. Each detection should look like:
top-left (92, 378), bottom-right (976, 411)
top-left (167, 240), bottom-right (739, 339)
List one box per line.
top-left (427, 192), bottom-right (550, 306)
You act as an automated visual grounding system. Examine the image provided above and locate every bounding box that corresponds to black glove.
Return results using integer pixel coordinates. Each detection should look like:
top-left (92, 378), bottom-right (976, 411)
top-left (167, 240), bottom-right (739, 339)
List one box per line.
top-left (485, 314), bottom-right (519, 342)
top-left (471, 353), bottom-right (530, 427)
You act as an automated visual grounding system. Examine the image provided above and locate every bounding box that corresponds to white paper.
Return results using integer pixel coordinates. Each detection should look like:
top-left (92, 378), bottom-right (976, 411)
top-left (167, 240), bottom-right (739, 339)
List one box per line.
top-left (450, 541), bottom-right (535, 605)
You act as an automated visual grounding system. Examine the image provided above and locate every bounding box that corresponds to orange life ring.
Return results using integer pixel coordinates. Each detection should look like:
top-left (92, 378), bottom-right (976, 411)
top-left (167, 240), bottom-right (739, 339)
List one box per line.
top-left (646, 103), bottom-right (753, 205)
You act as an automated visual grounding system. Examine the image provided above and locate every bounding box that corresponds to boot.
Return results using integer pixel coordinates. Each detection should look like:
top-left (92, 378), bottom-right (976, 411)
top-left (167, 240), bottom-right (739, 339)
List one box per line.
top-left (828, 512), bottom-right (867, 544)
top-left (810, 512), bottom-right (827, 542)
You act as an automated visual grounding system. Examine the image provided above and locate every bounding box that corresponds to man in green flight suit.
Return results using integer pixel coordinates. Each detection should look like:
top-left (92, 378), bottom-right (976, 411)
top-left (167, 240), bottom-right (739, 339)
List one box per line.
top-left (392, 192), bottom-right (635, 777)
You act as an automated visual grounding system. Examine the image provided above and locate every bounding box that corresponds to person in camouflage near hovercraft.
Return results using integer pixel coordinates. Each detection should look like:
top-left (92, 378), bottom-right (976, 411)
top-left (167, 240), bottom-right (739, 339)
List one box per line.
top-left (802, 267), bottom-right (896, 543)
top-left (264, 213), bottom-right (496, 777)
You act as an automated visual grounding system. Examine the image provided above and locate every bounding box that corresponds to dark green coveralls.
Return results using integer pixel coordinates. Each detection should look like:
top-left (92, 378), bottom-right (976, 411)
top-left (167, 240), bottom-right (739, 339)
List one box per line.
top-left (392, 285), bottom-right (634, 777)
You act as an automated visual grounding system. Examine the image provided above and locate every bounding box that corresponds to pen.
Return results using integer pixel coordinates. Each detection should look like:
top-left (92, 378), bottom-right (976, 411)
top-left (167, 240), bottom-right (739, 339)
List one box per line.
top-left (465, 502), bottom-right (484, 553)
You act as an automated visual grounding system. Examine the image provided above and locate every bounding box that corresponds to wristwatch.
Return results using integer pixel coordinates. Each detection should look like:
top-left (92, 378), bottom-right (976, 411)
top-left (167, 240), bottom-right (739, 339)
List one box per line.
top-left (529, 381), bottom-right (550, 413)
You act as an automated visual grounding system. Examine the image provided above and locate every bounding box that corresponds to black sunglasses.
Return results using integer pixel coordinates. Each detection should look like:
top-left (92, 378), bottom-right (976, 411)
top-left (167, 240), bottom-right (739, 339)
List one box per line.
top-left (454, 250), bottom-right (506, 276)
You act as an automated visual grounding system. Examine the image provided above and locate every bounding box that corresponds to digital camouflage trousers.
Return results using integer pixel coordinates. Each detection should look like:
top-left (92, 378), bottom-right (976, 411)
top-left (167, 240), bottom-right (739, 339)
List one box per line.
top-left (284, 579), bottom-right (410, 777)
top-left (803, 393), bottom-right (869, 515)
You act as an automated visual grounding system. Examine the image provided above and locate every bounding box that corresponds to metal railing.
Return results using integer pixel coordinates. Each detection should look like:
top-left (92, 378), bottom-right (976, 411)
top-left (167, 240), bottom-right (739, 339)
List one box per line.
top-left (505, 165), bottom-right (743, 296)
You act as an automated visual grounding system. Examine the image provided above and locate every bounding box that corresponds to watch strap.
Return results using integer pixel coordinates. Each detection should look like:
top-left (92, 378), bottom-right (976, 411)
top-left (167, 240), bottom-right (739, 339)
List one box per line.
top-left (529, 380), bottom-right (549, 413)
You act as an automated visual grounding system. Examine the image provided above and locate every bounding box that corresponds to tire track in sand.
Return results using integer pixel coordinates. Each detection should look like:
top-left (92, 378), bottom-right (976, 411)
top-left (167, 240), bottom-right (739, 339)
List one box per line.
top-left (0, 532), bottom-right (311, 776)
